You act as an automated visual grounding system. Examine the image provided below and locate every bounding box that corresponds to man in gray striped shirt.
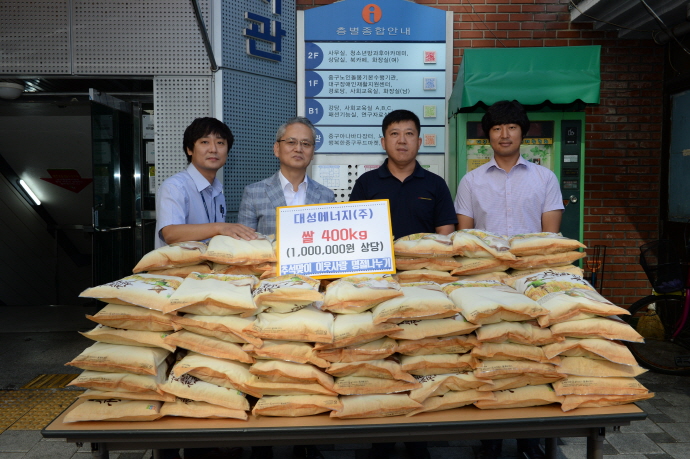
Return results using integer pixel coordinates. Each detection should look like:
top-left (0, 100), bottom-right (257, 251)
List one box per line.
top-left (455, 100), bottom-right (563, 237)
top-left (454, 100), bottom-right (563, 459)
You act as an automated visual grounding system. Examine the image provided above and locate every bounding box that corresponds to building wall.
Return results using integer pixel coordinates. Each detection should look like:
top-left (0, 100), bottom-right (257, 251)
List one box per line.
top-left (297, 0), bottom-right (665, 307)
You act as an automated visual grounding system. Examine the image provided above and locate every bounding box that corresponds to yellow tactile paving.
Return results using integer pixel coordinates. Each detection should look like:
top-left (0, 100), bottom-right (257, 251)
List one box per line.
top-left (0, 377), bottom-right (84, 432)
top-left (9, 390), bottom-right (80, 430)
top-left (22, 373), bottom-right (79, 389)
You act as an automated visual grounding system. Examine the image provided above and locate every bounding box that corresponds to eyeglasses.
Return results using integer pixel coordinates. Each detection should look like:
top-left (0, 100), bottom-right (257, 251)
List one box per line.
top-left (277, 138), bottom-right (314, 148)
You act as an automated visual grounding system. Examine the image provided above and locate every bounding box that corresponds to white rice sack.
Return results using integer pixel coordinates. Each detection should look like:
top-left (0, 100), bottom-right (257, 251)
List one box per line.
top-left (511, 270), bottom-right (629, 327)
top-left (249, 360), bottom-right (335, 389)
top-left (408, 389), bottom-right (495, 416)
top-left (471, 342), bottom-right (560, 364)
top-left (333, 376), bottom-right (421, 395)
top-left (80, 324), bottom-right (174, 352)
top-left (326, 359), bottom-right (415, 383)
top-left (322, 274), bottom-right (403, 314)
top-left (476, 320), bottom-right (561, 346)
top-left (173, 352), bottom-right (260, 397)
top-left (242, 340), bottom-right (330, 368)
top-left (450, 257), bottom-right (511, 276)
top-left (393, 233), bottom-right (455, 258)
top-left (164, 330), bottom-right (255, 364)
top-left (316, 337), bottom-right (397, 363)
top-left (161, 399), bottom-right (247, 420)
top-left (80, 274), bottom-right (182, 311)
top-left (475, 384), bottom-right (564, 409)
top-left (550, 317), bottom-right (644, 343)
top-left (394, 269), bottom-right (458, 284)
top-left (86, 303), bottom-right (177, 332)
top-left (442, 280), bottom-right (548, 325)
top-left (204, 234), bottom-right (276, 265)
top-left (252, 394), bottom-right (342, 417)
top-left (452, 230), bottom-right (515, 260)
top-left (162, 273), bottom-right (257, 316)
top-left (474, 360), bottom-right (563, 380)
top-left (133, 241), bottom-right (207, 273)
top-left (315, 312), bottom-right (401, 350)
top-left (400, 353), bottom-right (477, 376)
top-left (243, 306), bottom-right (334, 343)
top-left (171, 314), bottom-right (261, 346)
top-left (371, 282), bottom-right (459, 324)
top-left (252, 274), bottom-right (323, 313)
top-left (542, 338), bottom-right (638, 366)
top-left (552, 376), bottom-right (650, 396)
top-left (508, 232), bottom-right (586, 257)
top-left (330, 394), bottom-right (422, 419)
top-left (396, 335), bottom-right (478, 356)
top-left (408, 372), bottom-right (487, 403)
top-left (396, 257), bottom-right (460, 272)
top-left (64, 399), bottom-right (163, 423)
top-left (160, 365), bottom-right (249, 410)
top-left (556, 356), bottom-right (647, 378)
top-left (65, 342), bottom-right (170, 376)
top-left (387, 314), bottom-right (479, 341)
top-left (560, 393), bottom-right (655, 412)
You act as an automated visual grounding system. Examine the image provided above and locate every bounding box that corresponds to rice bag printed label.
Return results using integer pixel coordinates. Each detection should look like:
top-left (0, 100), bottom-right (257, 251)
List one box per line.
top-left (399, 233), bottom-right (453, 246)
top-left (252, 274), bottom-right (320, 297)
top-left (464, 229), bottom-right (511, 253)
top-left (337, 273), bottom-right (401, 291)
top-left (119, 275), bottom-right (182, 292)
top-left (187, 273), bottom-right (258, 287)
top-left (394, 232), bottom-right (455, 258)
top-left (399, 281), bottom-right (443, 292)
top-left (170, 241), bottom-right (208, 252)
top-left (441, 280), bottom-right (521, 296)
top-left (514, 270), bottom-right (608, 305)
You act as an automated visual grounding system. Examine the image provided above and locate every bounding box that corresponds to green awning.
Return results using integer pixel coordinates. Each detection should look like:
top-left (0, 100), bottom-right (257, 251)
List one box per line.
top-left (449, 46), bottom-right (601, 114)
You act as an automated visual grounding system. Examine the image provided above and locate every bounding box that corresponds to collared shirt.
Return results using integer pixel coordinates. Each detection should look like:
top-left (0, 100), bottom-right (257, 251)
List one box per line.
top-left (154, 163), bottom-right (226, 248)
top-left (454, 155), bottom-right (564, 237)
top-left (279, 171), bottom-right (308, 206)
top-left (349, 159), bottom-right (457, 239)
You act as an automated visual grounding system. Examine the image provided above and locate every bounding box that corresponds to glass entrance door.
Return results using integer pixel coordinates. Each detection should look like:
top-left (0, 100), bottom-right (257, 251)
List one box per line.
top-left (90, 89), bottom-right (137, 285)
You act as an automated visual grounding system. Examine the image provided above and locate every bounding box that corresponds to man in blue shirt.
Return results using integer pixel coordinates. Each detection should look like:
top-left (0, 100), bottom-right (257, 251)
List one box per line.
top-left (155, 117), bottom-right (256, 249)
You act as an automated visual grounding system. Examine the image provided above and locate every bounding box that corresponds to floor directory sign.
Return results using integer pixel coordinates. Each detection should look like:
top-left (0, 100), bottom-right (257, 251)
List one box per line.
top-left (298, 0), bottom-right (450, 159)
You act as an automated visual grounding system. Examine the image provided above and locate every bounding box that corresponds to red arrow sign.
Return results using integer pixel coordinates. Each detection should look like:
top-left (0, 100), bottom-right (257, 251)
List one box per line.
top-left (41, 169), bottom-right (93, 193)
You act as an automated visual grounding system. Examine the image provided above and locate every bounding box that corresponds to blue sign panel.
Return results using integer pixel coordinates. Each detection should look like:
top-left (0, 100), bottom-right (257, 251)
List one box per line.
top-left (304, 0), bottom-right (446, 42)
top-left (306, 43), bottom-right (446, 70)
top-left (302, 0), bottom-right (448, 163)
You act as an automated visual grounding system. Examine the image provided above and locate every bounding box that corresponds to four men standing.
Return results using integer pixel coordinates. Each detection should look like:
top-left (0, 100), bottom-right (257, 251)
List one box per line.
top-left (155, 102), bottom-right (564, 459)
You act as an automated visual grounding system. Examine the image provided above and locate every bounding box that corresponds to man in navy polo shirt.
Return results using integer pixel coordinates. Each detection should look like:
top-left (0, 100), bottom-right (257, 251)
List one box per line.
top-left (349, 109), bottom-right (456, 459)
top-left (349, 109), bottom-right (456, 239)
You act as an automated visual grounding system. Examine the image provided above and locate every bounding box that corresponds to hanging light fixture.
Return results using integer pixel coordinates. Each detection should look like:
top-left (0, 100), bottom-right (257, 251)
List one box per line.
top-left (0, 82), bottom-right (24, 100)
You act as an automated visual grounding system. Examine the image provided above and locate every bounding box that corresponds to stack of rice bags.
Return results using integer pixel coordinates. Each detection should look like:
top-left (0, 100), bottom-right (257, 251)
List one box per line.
top-left (504, 268), bottom-right (653, 409)
top-left (453, 231), bottom-right (582, 411)
top-left (384, 234), bottom-right (491, 416)
top-left (316, 272), bottom-right (478, 418)
top-left (68, 235), bottom-right (276, 422)
top-left (65, 270), bottom-right (183, 422)
top-left (151, 234), bottom-right (284, 421)
top-left (240, 274), bottom-right (344, 417)
top-left (394, 231), bottom-right (653, 413)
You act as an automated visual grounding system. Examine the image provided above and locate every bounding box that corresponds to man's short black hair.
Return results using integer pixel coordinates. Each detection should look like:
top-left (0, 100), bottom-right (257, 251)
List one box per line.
top-left (183, 117), bottom-right (234, 162)
top-left (381, 109), bottom-right (421, 136)
top-left (481, 100), bottom-right (530, 139)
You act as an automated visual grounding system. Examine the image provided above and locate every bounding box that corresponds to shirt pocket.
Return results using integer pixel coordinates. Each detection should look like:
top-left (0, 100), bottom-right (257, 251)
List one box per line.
top-left (410, 195), bottom-right (435, 226)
